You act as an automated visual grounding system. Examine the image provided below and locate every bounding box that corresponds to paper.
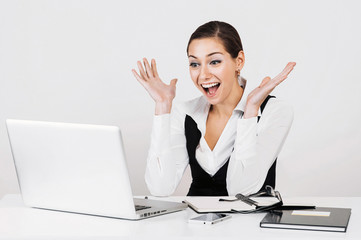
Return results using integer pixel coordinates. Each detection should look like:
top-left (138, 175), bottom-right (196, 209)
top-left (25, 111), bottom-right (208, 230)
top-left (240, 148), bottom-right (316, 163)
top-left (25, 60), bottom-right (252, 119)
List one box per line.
top-left (292, 210), bottom-right (330, 217)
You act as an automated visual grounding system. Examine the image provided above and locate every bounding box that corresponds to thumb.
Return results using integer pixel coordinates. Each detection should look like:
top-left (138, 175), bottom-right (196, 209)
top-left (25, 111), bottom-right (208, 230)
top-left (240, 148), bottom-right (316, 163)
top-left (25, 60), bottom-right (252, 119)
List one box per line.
top-left (260, 76), bottom-right (271, 88)
top-left (170, 78), bottom-right (178, 87)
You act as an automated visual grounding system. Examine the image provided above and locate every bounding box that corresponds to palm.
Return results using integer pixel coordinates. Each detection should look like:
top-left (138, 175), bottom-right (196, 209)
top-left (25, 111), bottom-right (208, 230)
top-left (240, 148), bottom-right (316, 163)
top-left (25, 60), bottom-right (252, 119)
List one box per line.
top-left (132, 58), bottom-right (177, 103)
top-left (244, 62), bottom-right (296, 118)
top-left (144, 76), bottom-right (176, 103)
top-left (247, 62), bottom-right (296, 107)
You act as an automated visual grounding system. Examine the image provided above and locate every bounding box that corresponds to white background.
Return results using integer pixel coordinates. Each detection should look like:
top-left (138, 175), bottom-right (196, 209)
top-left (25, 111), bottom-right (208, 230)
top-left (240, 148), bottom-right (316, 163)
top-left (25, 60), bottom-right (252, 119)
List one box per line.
top-left (1, 0), bottom-right (360, 198)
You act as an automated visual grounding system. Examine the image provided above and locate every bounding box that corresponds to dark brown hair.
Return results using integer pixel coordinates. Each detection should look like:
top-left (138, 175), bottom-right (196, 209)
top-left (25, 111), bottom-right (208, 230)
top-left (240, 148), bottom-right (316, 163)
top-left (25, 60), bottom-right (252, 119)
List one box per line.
top-left (186, 21), bottom-right (243, 58)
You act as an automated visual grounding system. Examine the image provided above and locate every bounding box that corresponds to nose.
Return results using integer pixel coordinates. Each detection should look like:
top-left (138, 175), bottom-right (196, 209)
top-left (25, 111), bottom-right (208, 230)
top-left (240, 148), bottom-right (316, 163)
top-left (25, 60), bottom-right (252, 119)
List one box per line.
top-left (199, 65), bottom-right (212, 82)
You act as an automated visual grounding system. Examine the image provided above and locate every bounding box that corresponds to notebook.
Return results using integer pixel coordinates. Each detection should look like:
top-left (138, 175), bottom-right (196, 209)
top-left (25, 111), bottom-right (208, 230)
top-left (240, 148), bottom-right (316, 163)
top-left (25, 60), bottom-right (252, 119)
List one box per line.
top-left (260, 207), bottom-right (351, 232)
top-left (6, 119), bottom-right (187, 220)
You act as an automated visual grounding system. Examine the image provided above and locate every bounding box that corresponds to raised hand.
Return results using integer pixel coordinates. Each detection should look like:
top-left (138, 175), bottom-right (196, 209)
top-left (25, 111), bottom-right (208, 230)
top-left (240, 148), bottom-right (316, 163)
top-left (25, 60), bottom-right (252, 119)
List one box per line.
top-left (243, 62), bottom-right (296, 119)
top-left (132, 58), bottom-right (178, 115)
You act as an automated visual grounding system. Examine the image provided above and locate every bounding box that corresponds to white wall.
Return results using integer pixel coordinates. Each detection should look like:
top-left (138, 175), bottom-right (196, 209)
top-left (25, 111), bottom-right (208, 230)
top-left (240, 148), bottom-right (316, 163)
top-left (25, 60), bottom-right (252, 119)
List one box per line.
top-left (1, 0), bottom-right (360, 198)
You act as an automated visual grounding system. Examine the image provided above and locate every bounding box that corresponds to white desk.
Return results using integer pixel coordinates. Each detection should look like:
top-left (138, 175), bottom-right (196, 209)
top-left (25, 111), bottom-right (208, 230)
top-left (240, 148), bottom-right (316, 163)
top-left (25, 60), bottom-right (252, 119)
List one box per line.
top-left (0, 194), bottom-right (360, 239)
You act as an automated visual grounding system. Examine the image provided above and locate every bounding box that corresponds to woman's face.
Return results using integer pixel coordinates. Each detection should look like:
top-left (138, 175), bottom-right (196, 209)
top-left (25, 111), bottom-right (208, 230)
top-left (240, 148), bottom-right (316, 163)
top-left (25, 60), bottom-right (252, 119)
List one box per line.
top-left (188, 37), bottom-right (244, 106)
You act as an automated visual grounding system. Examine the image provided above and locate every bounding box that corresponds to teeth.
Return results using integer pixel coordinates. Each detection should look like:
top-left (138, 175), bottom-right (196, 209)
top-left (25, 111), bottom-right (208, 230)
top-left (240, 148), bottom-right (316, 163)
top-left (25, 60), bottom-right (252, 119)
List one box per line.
top-left (201, 83), bottom-right (220, 88)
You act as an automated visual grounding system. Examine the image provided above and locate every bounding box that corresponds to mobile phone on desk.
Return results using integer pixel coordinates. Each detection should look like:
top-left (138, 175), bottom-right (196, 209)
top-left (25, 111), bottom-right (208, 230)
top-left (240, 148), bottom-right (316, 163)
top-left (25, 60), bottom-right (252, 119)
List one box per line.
top-left (188, 213), bottom-right (231, 225)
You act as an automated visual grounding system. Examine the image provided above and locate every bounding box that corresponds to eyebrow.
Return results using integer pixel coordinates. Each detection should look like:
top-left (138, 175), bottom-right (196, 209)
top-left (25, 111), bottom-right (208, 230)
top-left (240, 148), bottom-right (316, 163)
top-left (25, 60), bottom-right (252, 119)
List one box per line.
top-left (188, 52), bottom-right (224, 59)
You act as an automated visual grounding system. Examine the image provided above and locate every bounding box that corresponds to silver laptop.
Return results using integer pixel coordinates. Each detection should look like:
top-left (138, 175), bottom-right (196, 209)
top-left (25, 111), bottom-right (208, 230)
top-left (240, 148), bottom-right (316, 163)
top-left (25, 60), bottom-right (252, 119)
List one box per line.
top-left (6, 119), bottom-right (187, 220)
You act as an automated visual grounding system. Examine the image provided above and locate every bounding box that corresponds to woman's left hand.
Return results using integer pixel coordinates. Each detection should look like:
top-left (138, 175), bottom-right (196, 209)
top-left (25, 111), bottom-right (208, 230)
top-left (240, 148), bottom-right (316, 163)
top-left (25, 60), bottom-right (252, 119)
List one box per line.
top-left (243, 62), bottom-right (296, 119)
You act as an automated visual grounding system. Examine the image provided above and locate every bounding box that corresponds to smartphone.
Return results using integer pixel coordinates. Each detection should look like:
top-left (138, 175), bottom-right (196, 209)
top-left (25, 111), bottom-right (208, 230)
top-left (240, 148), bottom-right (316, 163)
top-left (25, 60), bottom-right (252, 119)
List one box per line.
top-left (188, 213), bottom-right (231, 224)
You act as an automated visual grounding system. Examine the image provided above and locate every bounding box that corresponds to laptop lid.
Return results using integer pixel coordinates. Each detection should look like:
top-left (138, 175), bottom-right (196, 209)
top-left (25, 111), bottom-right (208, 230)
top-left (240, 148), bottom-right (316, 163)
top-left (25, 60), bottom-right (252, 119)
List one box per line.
top-left (6, 119), bottom-right (144, 219)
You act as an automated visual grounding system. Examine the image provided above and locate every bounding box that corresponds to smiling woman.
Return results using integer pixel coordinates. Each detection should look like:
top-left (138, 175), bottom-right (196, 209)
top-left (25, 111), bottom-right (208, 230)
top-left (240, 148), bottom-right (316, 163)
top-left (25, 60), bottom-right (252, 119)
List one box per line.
top-left (187, 37), bottom-right (244, 107)
top-left (132, 21), bottom-right (296, 197)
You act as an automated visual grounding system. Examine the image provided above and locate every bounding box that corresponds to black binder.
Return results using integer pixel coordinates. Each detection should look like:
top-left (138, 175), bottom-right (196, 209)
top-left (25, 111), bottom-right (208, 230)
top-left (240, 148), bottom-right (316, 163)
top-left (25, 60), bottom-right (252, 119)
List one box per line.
top-left (260, 207), bottom-right (351, 232)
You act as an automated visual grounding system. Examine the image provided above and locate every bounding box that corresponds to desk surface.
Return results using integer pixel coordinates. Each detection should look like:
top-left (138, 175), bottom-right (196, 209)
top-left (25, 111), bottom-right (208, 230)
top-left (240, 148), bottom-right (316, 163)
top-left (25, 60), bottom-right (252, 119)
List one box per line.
top-left (0, 194), bottom-right (360, 239)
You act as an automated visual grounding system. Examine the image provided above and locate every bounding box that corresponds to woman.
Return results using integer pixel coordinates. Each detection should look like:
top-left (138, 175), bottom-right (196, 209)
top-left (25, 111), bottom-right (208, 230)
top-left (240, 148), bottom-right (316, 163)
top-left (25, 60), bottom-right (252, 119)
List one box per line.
top-left (132, 21), bottom-right (295, 196)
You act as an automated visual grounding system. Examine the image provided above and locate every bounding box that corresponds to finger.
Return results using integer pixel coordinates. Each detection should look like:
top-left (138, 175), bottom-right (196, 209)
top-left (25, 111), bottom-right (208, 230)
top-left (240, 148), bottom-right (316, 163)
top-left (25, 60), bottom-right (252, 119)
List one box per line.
top-left (132, 69), bottom-right (148, 87)
top-left (143, 58), bottom-right (154, 79)
top-left (137, 61), bottom-right (148, 81)
top-left (278, 62), bottom-right (296, 79)
top-left (170, 78), bottom-right (178, 87)
top-left (282, 62), bottom-right (296, 76)
top-left (131, 69), bottom-right (142, 81)
top-left (272, 62), bottom-right (296, 86)
top-left (151, 59), bottom-right (159, 78)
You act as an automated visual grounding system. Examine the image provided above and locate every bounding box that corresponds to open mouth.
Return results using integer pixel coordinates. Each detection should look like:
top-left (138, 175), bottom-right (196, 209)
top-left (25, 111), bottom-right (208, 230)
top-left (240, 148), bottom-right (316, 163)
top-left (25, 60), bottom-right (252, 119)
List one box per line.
top-left (201, 82), bottom-right (220, 97)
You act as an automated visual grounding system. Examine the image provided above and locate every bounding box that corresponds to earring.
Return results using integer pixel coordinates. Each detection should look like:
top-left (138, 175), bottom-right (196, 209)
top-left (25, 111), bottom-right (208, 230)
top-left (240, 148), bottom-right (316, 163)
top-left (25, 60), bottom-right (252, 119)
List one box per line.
top-left (237, 75), bottom-right (244, 89)
top-left (236, 69), bottom-right (245, 89)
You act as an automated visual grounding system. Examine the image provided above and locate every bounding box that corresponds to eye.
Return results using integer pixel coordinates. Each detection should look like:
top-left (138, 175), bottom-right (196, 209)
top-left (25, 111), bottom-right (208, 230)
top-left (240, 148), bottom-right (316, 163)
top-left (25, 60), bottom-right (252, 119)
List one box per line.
top-left (210, 60), bottom-right (221, 65)
top-left (189, 62), bottom-right (200, 68)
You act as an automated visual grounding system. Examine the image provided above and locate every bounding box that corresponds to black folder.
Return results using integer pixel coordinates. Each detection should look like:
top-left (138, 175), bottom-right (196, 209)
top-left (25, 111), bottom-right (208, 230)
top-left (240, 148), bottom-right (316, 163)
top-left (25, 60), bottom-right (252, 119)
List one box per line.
top-left (260, 207), bottom-right (351, 232)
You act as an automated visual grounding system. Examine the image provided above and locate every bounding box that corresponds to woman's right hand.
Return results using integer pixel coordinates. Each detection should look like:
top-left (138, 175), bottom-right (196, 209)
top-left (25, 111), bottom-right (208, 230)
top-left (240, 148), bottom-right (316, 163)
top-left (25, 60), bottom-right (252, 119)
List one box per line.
top-left (132, 58), bottom-right (178, 115)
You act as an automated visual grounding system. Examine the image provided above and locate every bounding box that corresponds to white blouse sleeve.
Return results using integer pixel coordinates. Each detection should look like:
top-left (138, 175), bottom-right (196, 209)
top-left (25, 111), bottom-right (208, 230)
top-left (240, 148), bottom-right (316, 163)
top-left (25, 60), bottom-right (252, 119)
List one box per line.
top-left (226, 98), bottom-right (294, 196)
top-left (144, 105), bottom-right (189, 196)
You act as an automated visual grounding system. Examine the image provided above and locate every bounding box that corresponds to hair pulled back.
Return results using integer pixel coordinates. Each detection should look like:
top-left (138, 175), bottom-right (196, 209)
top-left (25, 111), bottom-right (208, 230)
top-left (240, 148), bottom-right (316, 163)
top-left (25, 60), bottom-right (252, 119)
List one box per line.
top-left (186, 21), bottom-right (243, 58)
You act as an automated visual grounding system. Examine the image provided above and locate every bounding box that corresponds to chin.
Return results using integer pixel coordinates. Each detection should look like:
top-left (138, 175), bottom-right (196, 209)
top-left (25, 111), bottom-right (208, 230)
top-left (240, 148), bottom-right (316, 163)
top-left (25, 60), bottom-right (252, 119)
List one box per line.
top-left (204, 95), bottom-right (221, 106)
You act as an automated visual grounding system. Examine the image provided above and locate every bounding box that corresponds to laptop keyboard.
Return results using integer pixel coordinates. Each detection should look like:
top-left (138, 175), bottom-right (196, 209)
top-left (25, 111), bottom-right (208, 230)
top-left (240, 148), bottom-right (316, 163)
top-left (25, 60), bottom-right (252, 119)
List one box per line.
top-left (135, 204), bottom-right (151, 211)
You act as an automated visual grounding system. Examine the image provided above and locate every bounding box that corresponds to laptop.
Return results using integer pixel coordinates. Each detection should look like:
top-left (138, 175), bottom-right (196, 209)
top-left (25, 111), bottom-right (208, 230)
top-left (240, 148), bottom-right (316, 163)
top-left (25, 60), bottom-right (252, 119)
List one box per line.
top-left (6, 119), bottom-right (187, 220)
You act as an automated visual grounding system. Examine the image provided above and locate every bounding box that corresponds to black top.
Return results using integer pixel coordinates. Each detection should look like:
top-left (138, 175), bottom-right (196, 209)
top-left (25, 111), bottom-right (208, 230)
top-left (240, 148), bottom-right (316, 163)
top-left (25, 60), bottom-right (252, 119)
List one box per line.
top-left (185, 95), bottom-right (277, 196)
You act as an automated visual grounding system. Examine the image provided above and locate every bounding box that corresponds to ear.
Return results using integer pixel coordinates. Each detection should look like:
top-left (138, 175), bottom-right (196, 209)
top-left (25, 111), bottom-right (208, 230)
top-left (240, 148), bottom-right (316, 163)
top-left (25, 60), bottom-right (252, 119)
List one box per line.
top-left (236, 50), bottom-right (245, 72)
